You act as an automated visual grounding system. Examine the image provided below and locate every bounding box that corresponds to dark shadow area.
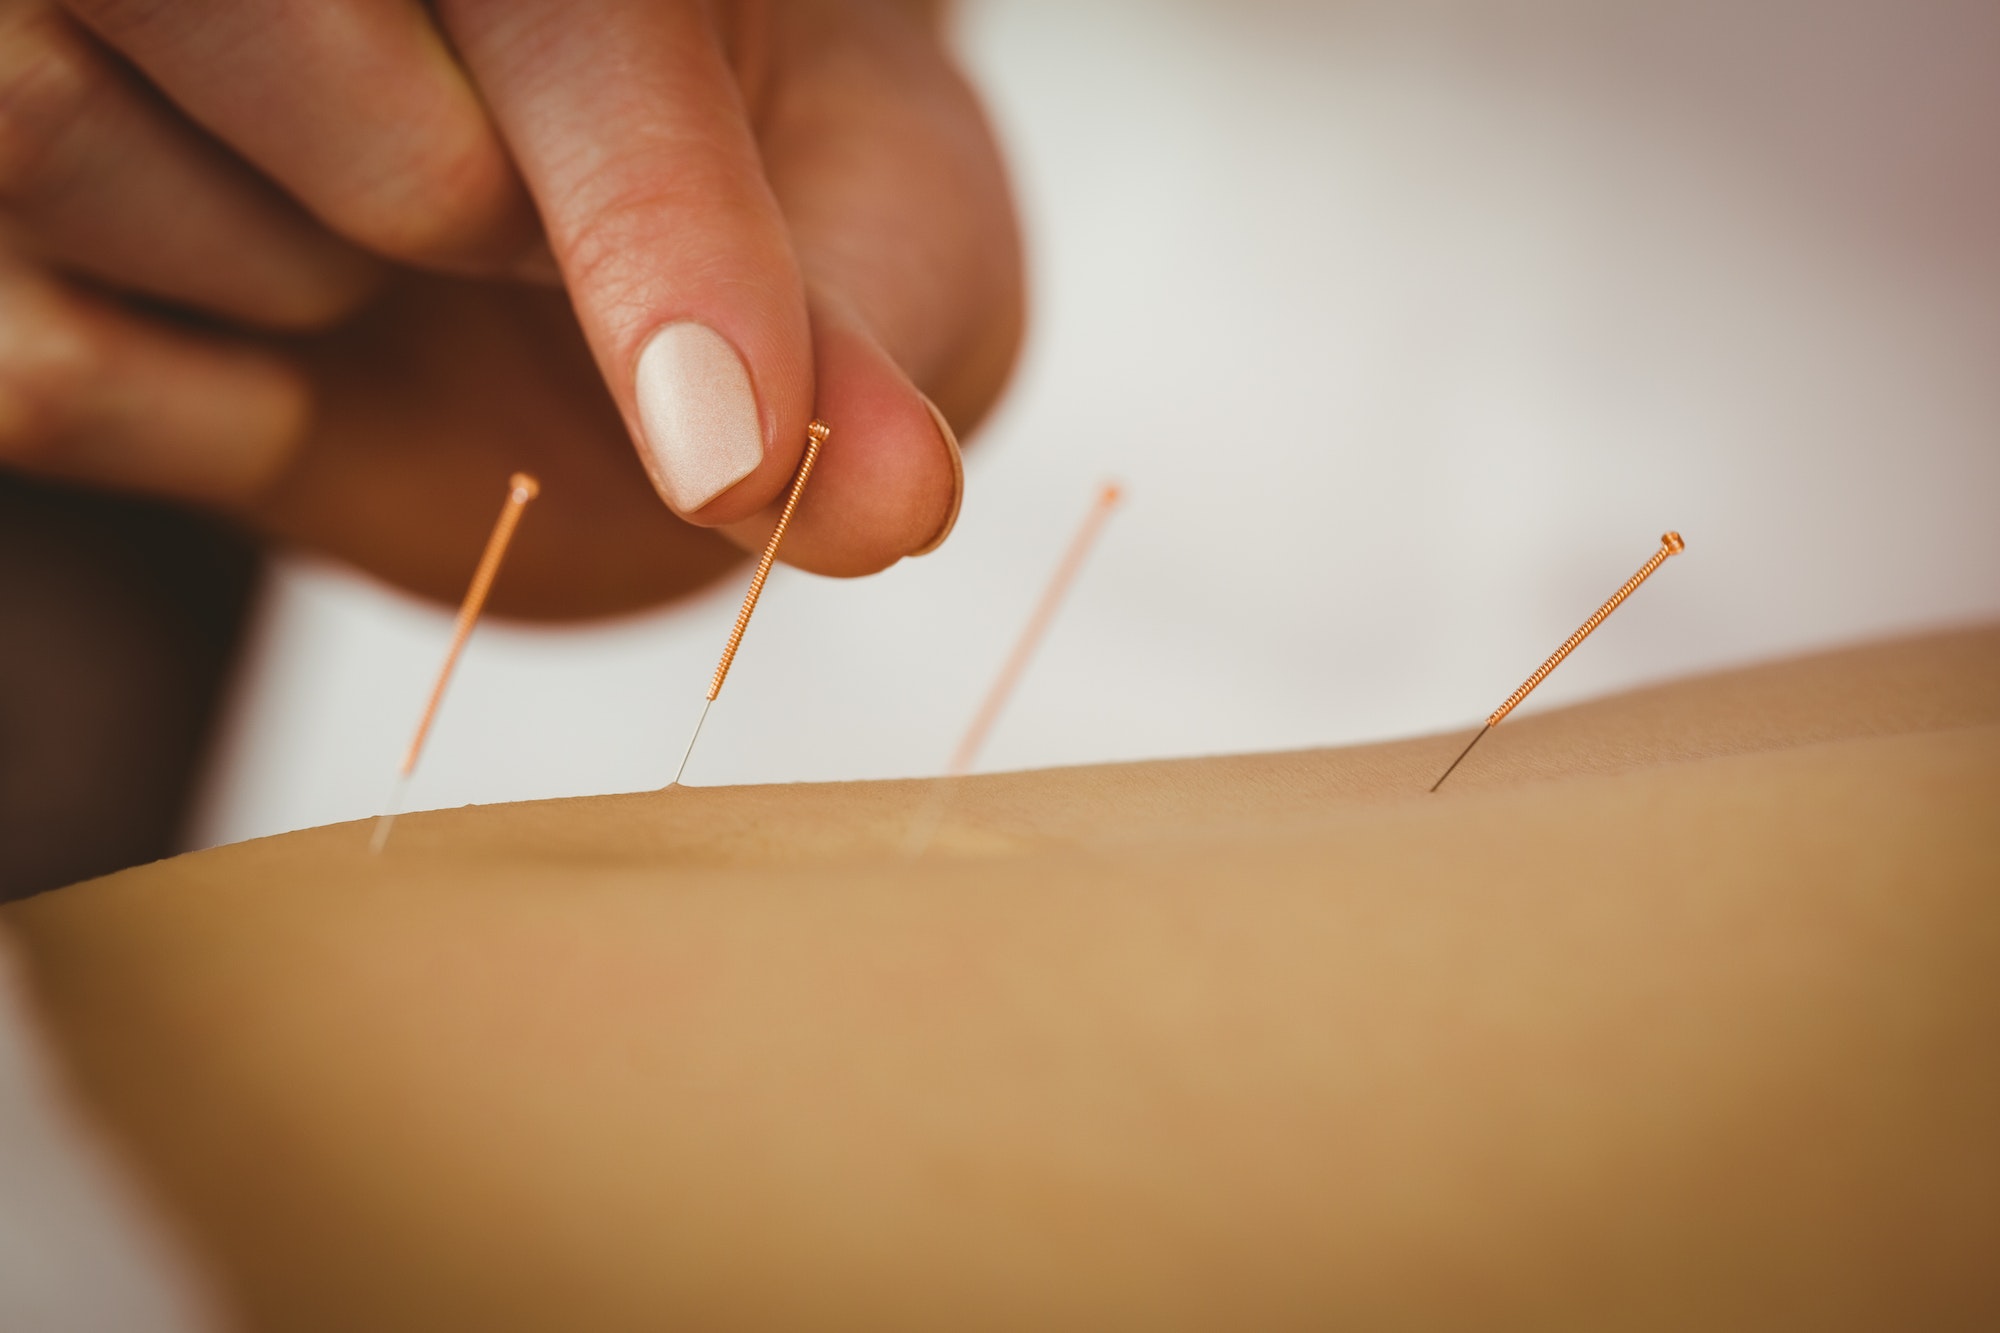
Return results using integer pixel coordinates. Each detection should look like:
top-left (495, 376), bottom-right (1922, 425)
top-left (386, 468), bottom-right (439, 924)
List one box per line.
top-left (0, 476), bottom-right (258, 901)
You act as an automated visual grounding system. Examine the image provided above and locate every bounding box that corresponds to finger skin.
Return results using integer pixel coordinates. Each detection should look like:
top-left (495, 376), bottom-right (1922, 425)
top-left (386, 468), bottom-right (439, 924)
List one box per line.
top-left (59, 0), bottom-right (539, 273)
top-left (437, 0), bottom-right (815, 525)
top-left (0, 255), bottom-right (308, 504)
top-left (763, 0), bottom-right (1023, 432)
top-left (447, 0), bottom-right (1018, 569)
top-left (717, 0), bottom-right (1022, 572)
top-left (722, 297), bottom-right (958, 576)
top-left (0, 0), bottom-right (378, 328)
top-left (251, 271), bottom-right (749, 620)
top-left (0, 0), bottom-right (1022, 611)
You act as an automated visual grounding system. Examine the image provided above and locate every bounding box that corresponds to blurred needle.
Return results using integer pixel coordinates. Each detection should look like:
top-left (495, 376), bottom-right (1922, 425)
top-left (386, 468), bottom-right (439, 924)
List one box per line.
top-left (369, 472), bottom-right (540, 853)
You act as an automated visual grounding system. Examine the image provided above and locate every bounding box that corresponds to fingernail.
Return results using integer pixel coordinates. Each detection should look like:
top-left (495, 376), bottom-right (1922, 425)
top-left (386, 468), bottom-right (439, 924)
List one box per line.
top-left (911, 393), bottom-right (964, 556)
top-left (633, 322), bottom-right (764, 513)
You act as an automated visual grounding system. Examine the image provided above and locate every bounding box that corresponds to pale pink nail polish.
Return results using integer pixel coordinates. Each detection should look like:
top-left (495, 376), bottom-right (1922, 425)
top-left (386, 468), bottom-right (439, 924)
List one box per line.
top-left (632, 322), bottom-right (764, 513)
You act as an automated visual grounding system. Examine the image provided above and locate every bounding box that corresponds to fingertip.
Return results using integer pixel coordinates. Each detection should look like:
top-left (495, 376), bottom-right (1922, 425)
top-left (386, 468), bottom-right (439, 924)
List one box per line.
top-left (251, 248), bottom-right (387, 332)
top-left (909, 392), bottom-right (964, 557)
top-left (631, 320), bottom-right (768, 516)
top-left (438, 0), bottom-right (818, 530)
top-left (0, 260), bottom-right (309, 505)
top-left (722, 312), bottom-right (960, 576)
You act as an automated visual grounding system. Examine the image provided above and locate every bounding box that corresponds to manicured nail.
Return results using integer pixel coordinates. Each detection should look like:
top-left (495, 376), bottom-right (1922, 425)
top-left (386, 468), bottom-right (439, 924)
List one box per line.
top-left (911, 393), bottom-right (965, 556)
top-left (632, 322), bottom-right (764, 513)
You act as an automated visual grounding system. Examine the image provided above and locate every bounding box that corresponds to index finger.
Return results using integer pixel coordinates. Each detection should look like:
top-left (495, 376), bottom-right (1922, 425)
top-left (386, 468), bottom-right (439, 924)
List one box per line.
top-left (61, 0), bottom-right (541, 273)
top-left (436, 0), bottom-right (815, 523)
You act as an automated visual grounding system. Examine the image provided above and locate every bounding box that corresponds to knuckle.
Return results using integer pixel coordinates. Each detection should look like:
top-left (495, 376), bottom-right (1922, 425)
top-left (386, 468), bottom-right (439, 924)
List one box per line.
top-left (557, 191), bottom-right (667, 321)
top-left (326, 130), bottom-right (524, 268)
top-left (236, 244), bottom-right (383, 334)
top-left (557, 174), bottom-right (753, 327)
top-left (259, 268), bottom-right (379, 332)
top-left (0, 9), bottom-right (105, 197)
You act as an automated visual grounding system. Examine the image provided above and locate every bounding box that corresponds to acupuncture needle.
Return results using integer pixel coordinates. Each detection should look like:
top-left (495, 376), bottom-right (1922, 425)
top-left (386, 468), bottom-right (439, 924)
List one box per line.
top-left (948, 481), bottom-right (1124, 775)
top-left (370, 472), bottom-right (540, 853)
top-left (671, 419), bottom-right (829, 786)
top-left (905, 480), bottom-right (1124, 856)
top-left (1430, 530), bottom-right (1685, 793)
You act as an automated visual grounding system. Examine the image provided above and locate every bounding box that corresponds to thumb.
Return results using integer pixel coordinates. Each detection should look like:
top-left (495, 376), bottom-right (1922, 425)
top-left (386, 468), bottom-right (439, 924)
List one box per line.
top-left (436, 0), bottom-right (813, 524)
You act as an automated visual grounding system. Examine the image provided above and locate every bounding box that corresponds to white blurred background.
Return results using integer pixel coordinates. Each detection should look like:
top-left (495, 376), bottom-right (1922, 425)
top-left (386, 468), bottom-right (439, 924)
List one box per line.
top-left (190, 0), bottom-right (2000, 847)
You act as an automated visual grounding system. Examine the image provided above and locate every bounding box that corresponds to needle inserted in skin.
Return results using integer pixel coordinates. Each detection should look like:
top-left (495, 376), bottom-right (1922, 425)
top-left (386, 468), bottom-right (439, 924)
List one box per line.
top-left (950, 481), bottom-right (1123, 776)
top-left (1429, 530), bottom-right (1685, 793)
top-left (671, 419), bottom-right (828, 786)
top-left (370, 472), bottom-right (541, 852)
top-left (906, 481), bottom-right (1124, 856)
top-left (672, 698), bottom-right (712, 788)
top-left (1427, 724), bottom-right (1490, 794)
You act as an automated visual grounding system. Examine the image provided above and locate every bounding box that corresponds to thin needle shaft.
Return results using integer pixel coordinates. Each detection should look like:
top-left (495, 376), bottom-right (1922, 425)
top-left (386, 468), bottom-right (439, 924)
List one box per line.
top-left (907, 481), bottom-right (1124, 858)
top-left (671, 698), bottom-right (712, 787)
top-left (368, 773), bottom-right (411, 855)
top-left (1429, 530), bottom-right (1684, 792)
top-left (370, 472), bottom-right (540, 853)
top-left (671, 420), bottom-right (828, 786)
top-left (1428, 725), bottom-right (1490, 794)
top-left (949, 482), bottom-right (1123, 776)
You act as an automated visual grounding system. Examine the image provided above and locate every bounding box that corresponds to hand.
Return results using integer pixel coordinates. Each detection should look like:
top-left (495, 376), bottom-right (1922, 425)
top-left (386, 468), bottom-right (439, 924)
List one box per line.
top-left (0, 0), bottom-right (1021, 616)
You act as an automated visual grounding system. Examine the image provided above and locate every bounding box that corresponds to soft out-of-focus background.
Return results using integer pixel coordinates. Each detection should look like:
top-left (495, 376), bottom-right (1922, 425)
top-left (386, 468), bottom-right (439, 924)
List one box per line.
top-left (191, 0), bottom-right (2000, 847)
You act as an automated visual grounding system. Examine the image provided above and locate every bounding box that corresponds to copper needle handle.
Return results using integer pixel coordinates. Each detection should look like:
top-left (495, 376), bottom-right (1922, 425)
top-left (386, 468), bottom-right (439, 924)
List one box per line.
top-left (706, 419), bottom-right (828, 702)
top-left (1431, 530), bottom-right (1684, 793)
top-left (671, 420), bottom-right (829, 788)
top-left (1485, 530), bottom-right (1684, 727)
top-left (400, 472), bottom-right (541, 776)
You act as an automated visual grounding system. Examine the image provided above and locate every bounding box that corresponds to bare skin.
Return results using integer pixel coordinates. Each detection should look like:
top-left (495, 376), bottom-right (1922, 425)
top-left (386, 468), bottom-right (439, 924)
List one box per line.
top-left (6, 625), bottom-right (1998, 1330)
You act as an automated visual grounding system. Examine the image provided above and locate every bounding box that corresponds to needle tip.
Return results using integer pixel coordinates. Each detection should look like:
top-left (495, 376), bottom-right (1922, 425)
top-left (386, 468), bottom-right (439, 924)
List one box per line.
top-left (1429, 725), bottom-right (1490, 793)
top-left (369, 773), bottom-right (411, 854)
top-left (671, 698), bottom-right (713, 787)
